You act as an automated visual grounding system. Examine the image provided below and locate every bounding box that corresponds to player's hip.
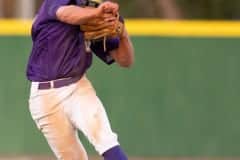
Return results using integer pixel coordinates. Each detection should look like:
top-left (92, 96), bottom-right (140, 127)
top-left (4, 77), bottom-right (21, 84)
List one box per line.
top-left (28, 74), bottom-right (95, 119)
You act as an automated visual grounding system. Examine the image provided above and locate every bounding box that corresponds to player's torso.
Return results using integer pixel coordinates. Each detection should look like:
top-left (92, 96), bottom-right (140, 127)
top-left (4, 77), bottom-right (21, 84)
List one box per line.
top-left (27, 0), bottom-right (92, 82)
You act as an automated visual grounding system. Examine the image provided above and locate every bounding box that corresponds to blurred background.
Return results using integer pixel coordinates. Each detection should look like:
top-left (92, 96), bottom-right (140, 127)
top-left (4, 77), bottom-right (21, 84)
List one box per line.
top-left (0, 0), bottom-right (240, 19)
top-left (0, 0), bottom-right (240, 160)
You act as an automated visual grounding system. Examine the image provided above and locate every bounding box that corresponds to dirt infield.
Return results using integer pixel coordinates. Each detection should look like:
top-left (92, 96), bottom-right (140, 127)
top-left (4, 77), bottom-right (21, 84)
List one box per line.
top-left (0, 156), bottom-right (239, 160)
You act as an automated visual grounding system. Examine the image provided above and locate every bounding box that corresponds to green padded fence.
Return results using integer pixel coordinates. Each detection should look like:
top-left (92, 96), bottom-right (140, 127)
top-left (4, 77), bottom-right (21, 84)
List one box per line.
top-left (0, 36), bottom-right (240, 156)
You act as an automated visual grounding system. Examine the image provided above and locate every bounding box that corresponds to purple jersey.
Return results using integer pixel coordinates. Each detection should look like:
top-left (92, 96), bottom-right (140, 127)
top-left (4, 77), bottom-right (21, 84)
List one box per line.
top-left (26, 0), bottom-right (118, 82)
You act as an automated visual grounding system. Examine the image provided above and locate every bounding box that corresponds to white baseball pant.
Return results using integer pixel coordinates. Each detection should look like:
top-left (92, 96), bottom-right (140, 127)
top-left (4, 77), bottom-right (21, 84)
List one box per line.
top-left (28, 75), bottom-right (119, 160)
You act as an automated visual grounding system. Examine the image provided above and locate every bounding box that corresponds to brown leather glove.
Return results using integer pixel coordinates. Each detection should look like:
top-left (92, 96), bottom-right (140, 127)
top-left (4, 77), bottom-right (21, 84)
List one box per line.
top-left (80, 1), bottom-right (123, 52)
top-left (80, 13), bottom-right (124, 41)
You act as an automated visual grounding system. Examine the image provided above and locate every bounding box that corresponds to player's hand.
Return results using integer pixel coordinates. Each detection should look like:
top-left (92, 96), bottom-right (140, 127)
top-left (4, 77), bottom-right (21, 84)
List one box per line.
top-left (88, 2), bottom-right (118, 29)
top-left (101, 1), bottom-right (119, 14)
top-left (96, 2), bottom-right (119, 17)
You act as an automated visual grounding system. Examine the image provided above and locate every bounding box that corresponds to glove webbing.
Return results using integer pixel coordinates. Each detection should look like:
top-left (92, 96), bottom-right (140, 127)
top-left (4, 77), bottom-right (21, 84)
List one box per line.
top-left (84, 14), bottom-right (120, 53)
top-left (85, 36), bottom-right (107, 53)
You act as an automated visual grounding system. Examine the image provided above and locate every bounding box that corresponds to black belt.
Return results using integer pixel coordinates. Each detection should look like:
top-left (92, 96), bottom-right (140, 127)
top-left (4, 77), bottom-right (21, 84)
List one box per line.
top-left (38, 76), bottom-right (81, 90)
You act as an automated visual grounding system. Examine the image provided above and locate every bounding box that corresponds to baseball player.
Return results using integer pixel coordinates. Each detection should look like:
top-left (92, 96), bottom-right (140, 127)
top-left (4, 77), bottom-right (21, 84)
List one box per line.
top-left (26, 0), bottom-right (134, 159)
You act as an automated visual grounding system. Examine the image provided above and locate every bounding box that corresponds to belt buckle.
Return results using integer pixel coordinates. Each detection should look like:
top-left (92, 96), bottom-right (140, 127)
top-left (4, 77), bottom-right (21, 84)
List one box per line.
top-left (50, 81), bottom-right (54, 89)
top-left (38, 80), bottom-right (54, 90)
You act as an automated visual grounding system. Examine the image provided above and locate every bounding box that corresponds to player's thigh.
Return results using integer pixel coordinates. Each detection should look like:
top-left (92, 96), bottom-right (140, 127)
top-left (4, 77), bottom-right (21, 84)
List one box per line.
top-left (39, 110), bottom-right (88, 160)
top-left (29, 91), bottom-right (88, 160)
top-left (69, 81), bottom-right (119, 154)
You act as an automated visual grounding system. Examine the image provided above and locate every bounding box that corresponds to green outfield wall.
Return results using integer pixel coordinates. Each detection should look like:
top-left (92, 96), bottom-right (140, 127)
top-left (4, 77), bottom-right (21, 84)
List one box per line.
top-left (0, 36), bottom-right (240, 156)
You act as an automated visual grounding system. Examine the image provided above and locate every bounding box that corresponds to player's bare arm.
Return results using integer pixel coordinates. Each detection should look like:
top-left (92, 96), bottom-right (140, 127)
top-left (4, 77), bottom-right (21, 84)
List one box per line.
top-left (110, 27), bottom-right (135, 68)
top-left (56, 2), bottom-right (118, 25)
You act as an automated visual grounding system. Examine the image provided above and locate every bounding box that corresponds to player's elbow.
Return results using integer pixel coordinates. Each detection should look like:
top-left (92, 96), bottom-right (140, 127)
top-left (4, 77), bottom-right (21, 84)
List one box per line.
top-left (110, 45), bottom-right (135, 68)
top-left (117, 54), bottom-right (134, 68)
top-left (119, 61), bottom-right (132, 68)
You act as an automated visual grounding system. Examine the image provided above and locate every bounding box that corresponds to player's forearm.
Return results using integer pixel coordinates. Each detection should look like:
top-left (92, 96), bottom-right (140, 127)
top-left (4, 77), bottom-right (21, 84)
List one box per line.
top-left (110, 29), bottom-right (135, 68)
top-left (56, 5), bottom-right (99, 25)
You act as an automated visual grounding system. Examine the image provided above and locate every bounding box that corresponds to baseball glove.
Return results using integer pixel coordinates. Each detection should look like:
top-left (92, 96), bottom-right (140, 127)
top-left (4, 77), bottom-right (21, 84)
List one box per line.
top-left (80, 14), bottom-right (124, 41)
top-left (80, 2), bottom-right (124, 52)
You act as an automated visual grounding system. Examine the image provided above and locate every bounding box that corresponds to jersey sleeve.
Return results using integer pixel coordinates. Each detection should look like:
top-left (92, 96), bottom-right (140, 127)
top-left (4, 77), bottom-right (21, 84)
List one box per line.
top-left (90, 38), bottom-right (120, 65)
